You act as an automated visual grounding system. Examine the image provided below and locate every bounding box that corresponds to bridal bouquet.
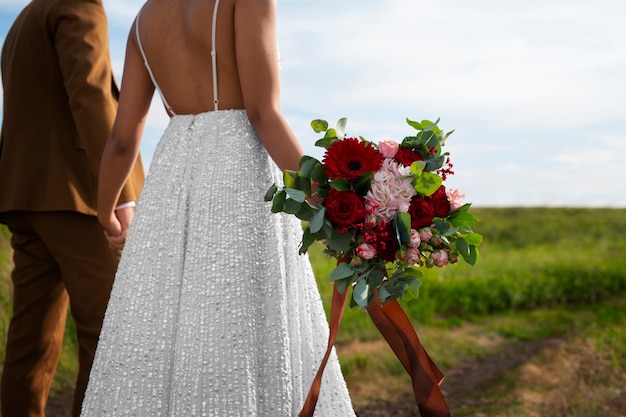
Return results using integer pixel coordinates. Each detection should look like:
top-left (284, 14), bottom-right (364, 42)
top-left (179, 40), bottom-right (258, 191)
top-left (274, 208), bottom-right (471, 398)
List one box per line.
top-left (265, 117), bottom-right (483, 308)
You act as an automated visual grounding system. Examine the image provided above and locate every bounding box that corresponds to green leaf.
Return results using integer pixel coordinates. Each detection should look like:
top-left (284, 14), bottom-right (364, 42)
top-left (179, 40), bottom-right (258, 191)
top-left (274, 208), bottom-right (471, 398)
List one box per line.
top-left (413, 171), bottom-right (443, 196)
top-left (326, 227), bottom-right (353, 252)
top-left (264, 183), bottom-right (278, 201)
top-left (283, 170), bottom-right (297, 189)
top-left (406, 117), bottom-right (424, 131)
top-left (394, 212), bottom-right (412, 245)
top-left (299, 227), bottom-right (317, 254)
top-left (329, 262), bottom-right (356, 282)
top-left (403, 278), bottom-right (422, 300)
top-left (377, 285), bottom-right (392, 301)
top-left (463, 245), bottom-right (479, 265)
top-left (271, 189), bottom-right (286, 213)
top-left (284, 188), bottom-right (306, 203)
top-left (310, 163), bottom-right (327, 183)
top-left (352, 172), bottom-right (373, 195)
top-left (464, 232), bottom-right (484, 246)
top-left (283, 199), bottom-right (301, 214)
top-left (455, 237), bottom-right (470, 256)
top-left (353, 279), bottom-right (370, 307)
top-left (309, 207), bottom-right (326, 233)
top-left (315, 137), bottom-right (337, 149)
top-left (311, 119), bottom-right (328, 133)
top-left (325, 128), bottom-right (337, 139)
top-left (299, 156), bottom-right (321, 177)
top-left (402, 265), bottom-right (424, 280)
top-left (409, 160), bottom-right (426, 175)
top-left (449, 211), bottom-right (478, 227)
top-left (366, 269), bottom-right (386, 289)
top-left (330, 179), bottom-right (351, 191)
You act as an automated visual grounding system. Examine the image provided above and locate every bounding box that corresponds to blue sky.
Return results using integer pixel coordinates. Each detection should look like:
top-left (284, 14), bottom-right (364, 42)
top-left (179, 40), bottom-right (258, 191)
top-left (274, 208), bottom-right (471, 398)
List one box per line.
top-left (1, 0), bottom-right (625, 207)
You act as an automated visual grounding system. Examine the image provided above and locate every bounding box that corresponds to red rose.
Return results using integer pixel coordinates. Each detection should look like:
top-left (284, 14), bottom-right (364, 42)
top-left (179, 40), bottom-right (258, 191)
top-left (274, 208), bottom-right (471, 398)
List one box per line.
top-left (324, 188), bottom-right (365, 228)
top-left (427, 185), bottom-right (450, 218)
top-left (395, 147), bottom-right (424, 167)
top-left (407, 197), bottom-right (435, 229)
top-left (323, 137), bottom-right (383, 181)
top-left (374, 224), bottom-right (400, 262)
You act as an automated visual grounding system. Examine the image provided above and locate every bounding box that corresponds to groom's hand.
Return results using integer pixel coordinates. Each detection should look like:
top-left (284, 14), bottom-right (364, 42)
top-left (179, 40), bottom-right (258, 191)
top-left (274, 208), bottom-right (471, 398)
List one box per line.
top-left (105, 206), bottom-right (135, 250)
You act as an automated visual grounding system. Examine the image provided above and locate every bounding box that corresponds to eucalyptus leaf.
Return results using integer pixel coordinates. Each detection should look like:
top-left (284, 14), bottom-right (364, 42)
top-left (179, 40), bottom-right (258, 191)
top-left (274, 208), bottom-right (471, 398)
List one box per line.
top-left (264, 184), bottom-right (278, 201)
top-left (455, 237), bottom-right (470, 256)
top-left (311, 163), bottom-right (327, 183)
top-left (353, 279), bottom-right (370, 307)
top-left (413, 171), bottom-right (443, 196)
top-left (299, 227), bottom-right (317, 254)
top-left (394, 212), bottom-right (411, 245)
top-left (299, 156), bottom-right (321, 177)
top-left (463, 245), bottom-right (479, 265)
top-left (352, 172), bottom-right (373, 195)
top-left (325, 128), bottom-right (337, 139)
top-left (271, 190), bottom-right (286, 213)
top-left (406, 118), bottom-right (423, 131)
top-left (409, 160), bottom-right (426, 175)
top-left (465, 232), bottom-right (484, 246)
top-left (309, 207), bottom-right (325, 233)
top-left (449, 211), bottom-right (478, 227)
top-left (377, 285), bottom-right (392, 301)
top-left (315, 137), bottom-right (336, 149)
top-left (330, 179), bottom-right (351, 191)
top-left (326, 228), bottom-right (353, 252)
top-left (329, 262), bottom-right (356, 282)
top-left (311, 119), bottom-right (328, 133)
top-left (404, 279), bottom-right (422, 300)
top-left (284, 188), bottom-right (306, 203)
top-left (283, 170), bottom-right (297, 189)
top-left (367, 269), bottom-right (386, 288)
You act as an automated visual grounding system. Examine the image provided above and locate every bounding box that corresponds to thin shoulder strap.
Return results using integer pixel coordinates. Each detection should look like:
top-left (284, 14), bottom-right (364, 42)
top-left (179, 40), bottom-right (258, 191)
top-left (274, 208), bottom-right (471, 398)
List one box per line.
top-left (135, 9), bottom-right (176, 116)
top-left (211, 0), bottom-right (221, 111)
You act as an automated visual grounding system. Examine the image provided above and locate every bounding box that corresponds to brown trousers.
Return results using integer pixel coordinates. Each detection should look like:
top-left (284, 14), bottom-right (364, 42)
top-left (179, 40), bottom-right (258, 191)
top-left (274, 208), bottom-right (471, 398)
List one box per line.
top-left (1, 211), bottom-right (120, 417)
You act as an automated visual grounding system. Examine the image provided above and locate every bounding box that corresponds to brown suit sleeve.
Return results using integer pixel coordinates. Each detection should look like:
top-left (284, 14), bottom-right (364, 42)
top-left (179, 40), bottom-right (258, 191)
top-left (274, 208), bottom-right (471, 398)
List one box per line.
top-left (53, 0), bottom-right (140, 205)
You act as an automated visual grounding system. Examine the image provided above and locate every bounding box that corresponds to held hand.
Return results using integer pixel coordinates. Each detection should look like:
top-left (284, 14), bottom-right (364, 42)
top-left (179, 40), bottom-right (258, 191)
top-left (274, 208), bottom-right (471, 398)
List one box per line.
top-left (102, 206), bottom-right (136, 250)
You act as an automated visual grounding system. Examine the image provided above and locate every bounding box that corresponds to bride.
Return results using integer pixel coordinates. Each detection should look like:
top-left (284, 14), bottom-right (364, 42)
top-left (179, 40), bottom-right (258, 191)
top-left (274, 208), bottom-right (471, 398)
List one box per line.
top-left (80, 0), bottom-right (356, 415)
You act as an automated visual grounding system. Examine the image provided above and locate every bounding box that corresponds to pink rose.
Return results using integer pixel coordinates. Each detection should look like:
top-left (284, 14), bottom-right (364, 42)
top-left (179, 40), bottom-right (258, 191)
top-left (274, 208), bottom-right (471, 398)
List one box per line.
top-left (404, 247), bottom-right (421, 264)
top-left (356, 243), bottom-right (377, 260)
top-left (431, 250), bottom-right (449, 267)
top-left (447, 188), bottom-right (466, 211)
top-left (418, 228), bottom-right (433, 242)
top-left (378, 141), bottom-right (399, 158)
top-left (409, 229), bottom-right (421, 248)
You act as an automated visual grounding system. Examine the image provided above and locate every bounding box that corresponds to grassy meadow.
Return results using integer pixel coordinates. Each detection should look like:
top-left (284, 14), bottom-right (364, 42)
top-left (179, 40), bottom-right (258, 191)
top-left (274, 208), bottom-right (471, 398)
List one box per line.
top-left (1, 207), bottom-right (625, 416)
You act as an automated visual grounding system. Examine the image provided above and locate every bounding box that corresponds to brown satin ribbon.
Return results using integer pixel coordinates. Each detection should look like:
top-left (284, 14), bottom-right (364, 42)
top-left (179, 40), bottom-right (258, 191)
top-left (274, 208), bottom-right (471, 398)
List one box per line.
top-left (299, 263), bottom-right (451, 417)
top-left (299, 281), bottom-right (349, 417)
top-left (366, 300), bottom-right (451, 417)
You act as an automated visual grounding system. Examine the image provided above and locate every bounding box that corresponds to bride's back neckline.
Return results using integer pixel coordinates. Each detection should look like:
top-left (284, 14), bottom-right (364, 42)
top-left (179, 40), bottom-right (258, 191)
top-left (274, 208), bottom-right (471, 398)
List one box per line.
top-left (134, 0), bottom-right (245, 116)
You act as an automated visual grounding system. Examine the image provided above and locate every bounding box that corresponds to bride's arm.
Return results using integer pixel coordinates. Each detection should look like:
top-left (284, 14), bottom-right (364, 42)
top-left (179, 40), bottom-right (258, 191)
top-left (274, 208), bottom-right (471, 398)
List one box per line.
top-left (98, 24), bottom-right (154, 244)
top-left (234, 0), bottom-right (304, 172)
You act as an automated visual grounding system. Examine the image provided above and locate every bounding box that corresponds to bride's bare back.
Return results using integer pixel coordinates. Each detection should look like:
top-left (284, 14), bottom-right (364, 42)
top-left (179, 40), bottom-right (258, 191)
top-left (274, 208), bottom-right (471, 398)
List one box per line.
top-left (135, 0), bottom-right (247, 114)
top-left (99, 0), bottom-right (305, 223)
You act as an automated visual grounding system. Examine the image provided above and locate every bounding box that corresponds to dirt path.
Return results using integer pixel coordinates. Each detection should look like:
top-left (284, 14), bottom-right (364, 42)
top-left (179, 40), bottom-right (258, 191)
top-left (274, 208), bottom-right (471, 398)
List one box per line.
top-left (46, 336), bottom-right (626, 417)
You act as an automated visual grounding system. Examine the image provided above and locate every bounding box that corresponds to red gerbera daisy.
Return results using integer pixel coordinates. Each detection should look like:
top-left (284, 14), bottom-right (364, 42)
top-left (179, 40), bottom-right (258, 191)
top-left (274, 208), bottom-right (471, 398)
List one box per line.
top-left (323, 138), bottom-right (383, 181)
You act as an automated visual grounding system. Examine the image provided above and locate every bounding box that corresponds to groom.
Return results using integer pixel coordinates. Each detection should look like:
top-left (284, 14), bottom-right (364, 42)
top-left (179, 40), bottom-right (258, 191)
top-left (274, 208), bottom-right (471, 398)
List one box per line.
top-left (0, 0), bottom-right (144, 416)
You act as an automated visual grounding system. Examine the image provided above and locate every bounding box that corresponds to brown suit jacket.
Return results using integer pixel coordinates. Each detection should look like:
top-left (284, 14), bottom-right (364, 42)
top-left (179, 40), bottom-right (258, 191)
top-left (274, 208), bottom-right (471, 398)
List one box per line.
top-left (0, 0), bottom-right (144, 217)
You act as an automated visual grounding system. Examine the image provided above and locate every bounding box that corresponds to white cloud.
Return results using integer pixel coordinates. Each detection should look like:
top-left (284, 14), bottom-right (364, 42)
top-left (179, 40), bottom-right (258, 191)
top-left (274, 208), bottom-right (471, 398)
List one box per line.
top-left (1, 0), bottom-right (625, 206)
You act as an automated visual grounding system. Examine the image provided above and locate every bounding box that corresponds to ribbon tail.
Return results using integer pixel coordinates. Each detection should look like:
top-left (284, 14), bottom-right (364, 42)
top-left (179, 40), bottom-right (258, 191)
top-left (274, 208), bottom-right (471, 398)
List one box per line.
top-left (366, 300), bottom-right (451, 417)
top-left (299, 281), bottom-right (349, 417)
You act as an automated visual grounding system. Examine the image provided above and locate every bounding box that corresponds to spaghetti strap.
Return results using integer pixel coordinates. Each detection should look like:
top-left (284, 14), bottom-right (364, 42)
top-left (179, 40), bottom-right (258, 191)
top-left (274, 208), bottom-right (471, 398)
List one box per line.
top-left (135, 9), bottom-right (175, 116)
top-left (211, 0), bottom-right (220, 111)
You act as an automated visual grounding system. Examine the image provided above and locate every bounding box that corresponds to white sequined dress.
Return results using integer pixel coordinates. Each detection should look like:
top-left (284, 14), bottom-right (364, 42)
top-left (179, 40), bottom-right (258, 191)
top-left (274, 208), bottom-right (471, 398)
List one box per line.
top-left (80, 2), bottom-right (355, 416)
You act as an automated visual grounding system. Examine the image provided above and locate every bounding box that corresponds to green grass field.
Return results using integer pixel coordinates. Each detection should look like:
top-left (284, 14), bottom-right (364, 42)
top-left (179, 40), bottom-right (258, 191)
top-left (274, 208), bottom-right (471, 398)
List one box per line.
top-left (1, 207), bottom-right (625, 415)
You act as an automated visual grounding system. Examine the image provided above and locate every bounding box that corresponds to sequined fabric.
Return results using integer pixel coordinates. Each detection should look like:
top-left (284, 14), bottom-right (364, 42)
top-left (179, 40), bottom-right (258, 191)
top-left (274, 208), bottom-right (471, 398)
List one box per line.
top-left (81, 110), bottom-right (356, 416)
